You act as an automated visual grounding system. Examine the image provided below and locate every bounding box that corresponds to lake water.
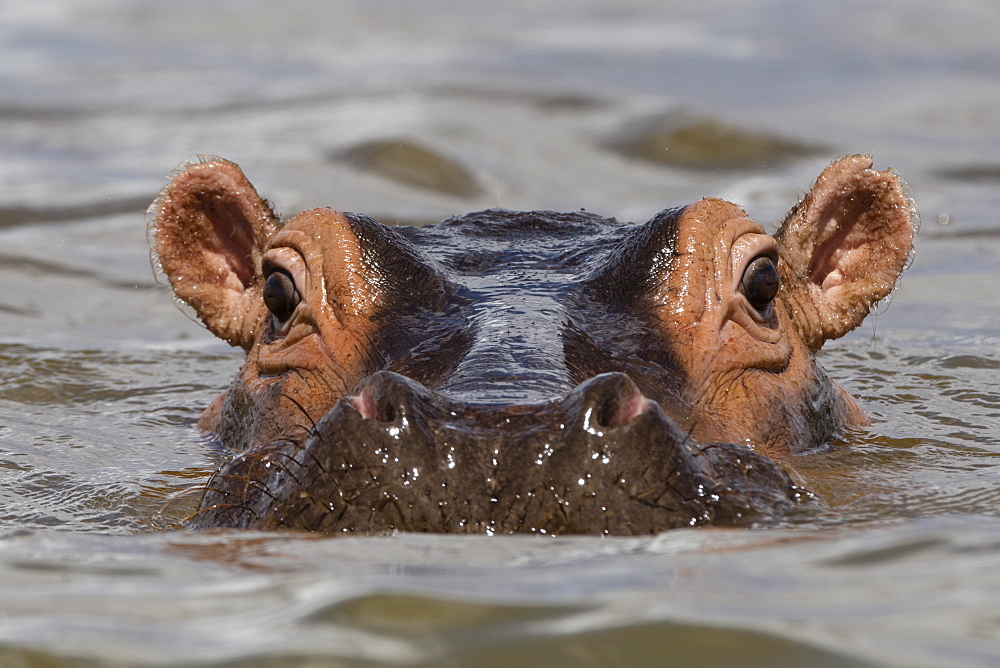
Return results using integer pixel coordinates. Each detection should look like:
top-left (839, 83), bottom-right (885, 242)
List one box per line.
top-left (2, 1), bottom-right (999, 664)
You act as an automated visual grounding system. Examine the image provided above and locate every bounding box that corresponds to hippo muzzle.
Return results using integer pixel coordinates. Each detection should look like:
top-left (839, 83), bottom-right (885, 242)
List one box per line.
top-left (196, 371), bottom-right (803, 533)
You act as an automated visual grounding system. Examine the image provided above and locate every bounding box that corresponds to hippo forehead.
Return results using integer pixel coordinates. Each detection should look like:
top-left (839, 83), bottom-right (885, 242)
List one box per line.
top-left (344, 208), bottom-right (688, 406)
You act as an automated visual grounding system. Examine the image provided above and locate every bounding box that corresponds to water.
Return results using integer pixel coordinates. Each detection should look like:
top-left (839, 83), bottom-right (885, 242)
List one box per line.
top-left (2, 1), bottom-right (999, 664)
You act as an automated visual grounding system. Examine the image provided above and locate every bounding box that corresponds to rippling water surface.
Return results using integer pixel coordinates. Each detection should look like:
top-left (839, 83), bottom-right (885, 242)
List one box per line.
top-left (2, 1), bottom-right (999, 665)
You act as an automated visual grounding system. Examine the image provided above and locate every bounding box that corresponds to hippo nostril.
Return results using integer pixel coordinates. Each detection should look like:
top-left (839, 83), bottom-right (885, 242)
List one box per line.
top-left (352, 371), bottom-right (429, 423)
top-left (352, 390), bottom-right (397, 422)
top-left (572, 372), bottom-right (650, 431)
top-left (600, 391), bottom-right (649, 428)
top-left (351, 392), bottom-right (378, 421)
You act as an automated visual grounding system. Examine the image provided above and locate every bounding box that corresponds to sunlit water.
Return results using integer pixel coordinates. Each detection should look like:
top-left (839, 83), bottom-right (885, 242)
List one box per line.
top-left (1, 1), bottom-right (999, 665)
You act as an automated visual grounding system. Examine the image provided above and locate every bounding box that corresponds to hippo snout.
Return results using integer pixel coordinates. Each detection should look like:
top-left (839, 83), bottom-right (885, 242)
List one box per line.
top-left (195, 371), bottom-right (805, 534)
top-left (353, 370), bottom-right (648, 432)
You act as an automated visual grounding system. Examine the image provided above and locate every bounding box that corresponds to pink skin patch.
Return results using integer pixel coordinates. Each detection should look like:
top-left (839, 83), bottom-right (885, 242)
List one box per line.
top-left (607, 393), bottom-right (650, 428)
top-left (351, 392), bottom-right (378, 421)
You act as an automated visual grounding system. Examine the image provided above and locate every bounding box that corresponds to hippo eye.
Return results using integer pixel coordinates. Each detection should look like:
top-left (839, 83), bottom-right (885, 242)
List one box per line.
top-left (740, 255), bottom-right (779, 311)
top-left (262, 269), bottom-right (300, 324)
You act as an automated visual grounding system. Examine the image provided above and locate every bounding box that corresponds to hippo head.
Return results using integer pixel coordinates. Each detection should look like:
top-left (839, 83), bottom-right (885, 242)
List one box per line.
top-left (151, 155), bottom-right (914, 534)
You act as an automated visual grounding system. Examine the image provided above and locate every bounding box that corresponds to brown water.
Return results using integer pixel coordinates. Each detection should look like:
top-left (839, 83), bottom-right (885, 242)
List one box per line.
top-left (2, 1), bottom-right (1000, 664)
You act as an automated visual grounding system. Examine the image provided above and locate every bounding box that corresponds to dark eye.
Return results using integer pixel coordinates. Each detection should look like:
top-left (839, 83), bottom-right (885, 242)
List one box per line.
top-left (740, 255), bottom-right (779, 311)
top-left (262, 269), bottom-right (300, 324)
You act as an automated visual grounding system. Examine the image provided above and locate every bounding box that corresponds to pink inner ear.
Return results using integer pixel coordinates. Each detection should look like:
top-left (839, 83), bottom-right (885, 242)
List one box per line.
top-left (204, 206), bottom-right (262, 291)
top-left (186, 167), bottom-right (275, 291)
top-left (805, 191), bottom-right (878, 294)
top-left (206, 246), bottom-right (254, 295)
top-left (820, 268), bottom-right (844, 291)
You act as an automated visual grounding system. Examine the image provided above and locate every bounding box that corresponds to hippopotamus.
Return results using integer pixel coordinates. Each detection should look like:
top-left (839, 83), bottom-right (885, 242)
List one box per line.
top-left (150, 155), bottom-right (914, 535)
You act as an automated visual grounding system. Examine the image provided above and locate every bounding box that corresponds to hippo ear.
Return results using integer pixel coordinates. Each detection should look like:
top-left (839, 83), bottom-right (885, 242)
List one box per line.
top-left (774, 155), bottom-right (915, 351)
top-left (150, 158), bottom-right (280, 350)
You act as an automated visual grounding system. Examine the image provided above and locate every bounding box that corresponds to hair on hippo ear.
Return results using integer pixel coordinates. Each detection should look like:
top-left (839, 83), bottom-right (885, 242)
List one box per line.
top-left (774, 155), bottom-right (917, 352)
top-left (148, 157), bottom-right (281, 350)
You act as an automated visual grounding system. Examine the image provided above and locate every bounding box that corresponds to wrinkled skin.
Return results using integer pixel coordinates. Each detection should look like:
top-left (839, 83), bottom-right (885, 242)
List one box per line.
top-left (151, 155), bottom-right (914, 534)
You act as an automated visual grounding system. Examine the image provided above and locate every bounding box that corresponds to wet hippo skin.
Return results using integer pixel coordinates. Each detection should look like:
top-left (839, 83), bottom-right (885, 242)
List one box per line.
top-left (150, 155), bottom-right (915, 535)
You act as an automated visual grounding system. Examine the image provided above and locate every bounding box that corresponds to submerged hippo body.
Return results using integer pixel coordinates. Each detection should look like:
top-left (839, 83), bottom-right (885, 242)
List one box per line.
top-left (151, 155), bottom-right (914, 534)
